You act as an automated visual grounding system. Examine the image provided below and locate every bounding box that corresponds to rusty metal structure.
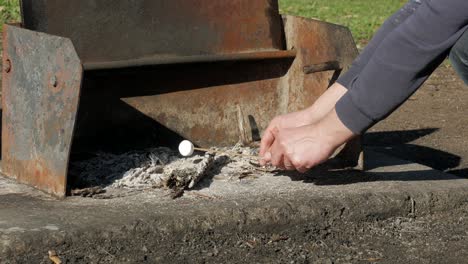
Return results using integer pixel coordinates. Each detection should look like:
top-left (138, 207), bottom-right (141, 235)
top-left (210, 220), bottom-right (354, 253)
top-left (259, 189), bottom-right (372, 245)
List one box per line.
top-left (2, 0), bottom-right (362, 197)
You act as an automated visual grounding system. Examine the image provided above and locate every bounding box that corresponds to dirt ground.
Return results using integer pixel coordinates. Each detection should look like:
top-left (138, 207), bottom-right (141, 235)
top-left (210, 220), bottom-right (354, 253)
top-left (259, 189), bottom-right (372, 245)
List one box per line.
top-left (365, 64), bottom-right (468, 178)
top-left (27, 202), bottom-right (468, 264)
top-left (150, 205), bottom-right (468, 264)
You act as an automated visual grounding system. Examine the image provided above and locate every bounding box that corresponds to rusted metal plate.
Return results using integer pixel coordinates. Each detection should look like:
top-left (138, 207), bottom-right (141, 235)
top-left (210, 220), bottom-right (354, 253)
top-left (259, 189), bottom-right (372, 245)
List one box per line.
top-left (21, 0), bottom-right (284, 63)
top-left (69, 16), bottom-right (362, 170)
top-left (2, 24), bottom-right (82, 197)
top-left (119, 17), bottom-right (362, 166)
top-left (120, 59), bottom-right (293, 147)
top-left (282, 15), bottom-right (359, 112)
top-left (66, 58), bottom-right (293, 153)
top-left (282, 16), bottom-right (362, 168)
top-left (83, 50), bottom-right (296, 71)
top-left (2, 1), bottom-right (362, 199)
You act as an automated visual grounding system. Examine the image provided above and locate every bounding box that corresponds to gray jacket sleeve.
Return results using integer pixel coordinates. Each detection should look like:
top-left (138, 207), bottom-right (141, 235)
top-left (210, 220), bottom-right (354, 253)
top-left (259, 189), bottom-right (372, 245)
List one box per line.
top-left (335, 0), bottom-right (468, 134)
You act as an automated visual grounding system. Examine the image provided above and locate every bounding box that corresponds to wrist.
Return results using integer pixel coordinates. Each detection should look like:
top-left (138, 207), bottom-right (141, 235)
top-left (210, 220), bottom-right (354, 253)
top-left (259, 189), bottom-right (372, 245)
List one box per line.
top-left (315, 108), bottom-right (356, 149)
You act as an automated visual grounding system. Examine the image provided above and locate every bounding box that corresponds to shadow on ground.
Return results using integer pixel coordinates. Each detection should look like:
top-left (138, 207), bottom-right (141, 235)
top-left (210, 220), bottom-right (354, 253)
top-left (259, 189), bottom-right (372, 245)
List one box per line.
top-left (269, 128), bottom-right (466, 186)
top-left (363, 128), bottom-right (466, 178)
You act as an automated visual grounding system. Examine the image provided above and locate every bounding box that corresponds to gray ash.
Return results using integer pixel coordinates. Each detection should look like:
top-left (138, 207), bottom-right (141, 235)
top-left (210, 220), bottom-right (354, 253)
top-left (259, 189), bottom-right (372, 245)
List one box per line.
top-left (69, 144), bottom-right (264, 193)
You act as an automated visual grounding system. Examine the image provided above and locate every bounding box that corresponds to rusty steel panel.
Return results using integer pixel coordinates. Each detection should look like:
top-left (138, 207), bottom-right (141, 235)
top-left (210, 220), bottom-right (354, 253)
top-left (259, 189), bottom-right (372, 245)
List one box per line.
top-left (282, 15), bottom-right (359, 112)
top-left (282, 16), bottom-right (362, 168)
top-left (1, 24), bottom-right (82, 197)
top-left (0, 2), bottom-right (362, 199)
top-left (83, 50), bottom-right (297, 71)
top-left (65, 58), bottom-right (293, 152)
top-left (120, 60), bottom-right (292, 147)
top-left (21, 0), bottom-right (285, 63)
top-left (108, 16), bottom-right (363, 166)
top-left (113, 19), bottom-right (361, 150)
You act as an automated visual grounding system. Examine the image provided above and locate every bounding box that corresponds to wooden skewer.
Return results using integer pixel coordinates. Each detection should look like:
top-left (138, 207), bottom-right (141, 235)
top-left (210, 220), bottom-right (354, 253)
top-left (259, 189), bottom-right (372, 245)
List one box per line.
top-left (178, 140), bottom-right (259, 160)
top-left (193, 147), bottom-right (259, 160)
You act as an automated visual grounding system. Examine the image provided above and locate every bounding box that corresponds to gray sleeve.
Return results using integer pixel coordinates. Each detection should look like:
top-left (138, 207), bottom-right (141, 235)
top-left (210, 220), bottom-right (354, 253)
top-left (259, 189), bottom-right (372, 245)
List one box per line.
top-left (335, 0), bottom-right (468, 134)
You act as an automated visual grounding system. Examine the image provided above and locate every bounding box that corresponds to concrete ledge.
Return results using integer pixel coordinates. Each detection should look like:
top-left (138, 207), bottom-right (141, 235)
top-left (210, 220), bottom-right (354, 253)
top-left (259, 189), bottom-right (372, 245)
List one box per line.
top-left (1, 150), bottom-right (467, 263)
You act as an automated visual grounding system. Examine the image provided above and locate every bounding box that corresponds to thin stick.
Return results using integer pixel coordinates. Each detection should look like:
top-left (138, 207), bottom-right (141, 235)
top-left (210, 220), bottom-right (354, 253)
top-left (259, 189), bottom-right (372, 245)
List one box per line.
top-left (193, 147), bottom-right (258, 160)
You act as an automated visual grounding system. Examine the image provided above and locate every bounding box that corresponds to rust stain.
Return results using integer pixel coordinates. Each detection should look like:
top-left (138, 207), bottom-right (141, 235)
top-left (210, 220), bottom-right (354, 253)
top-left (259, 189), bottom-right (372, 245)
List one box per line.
top-left (1, 3), bottom-right (362, 197)
top-left (1, 24), bottom-right (81, 197)
top-left (2, 157), bottom-right (66, 197)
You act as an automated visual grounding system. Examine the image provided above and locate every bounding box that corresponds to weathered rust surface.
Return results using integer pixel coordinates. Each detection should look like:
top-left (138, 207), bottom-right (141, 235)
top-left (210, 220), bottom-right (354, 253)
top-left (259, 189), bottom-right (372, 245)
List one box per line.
top-left (1, 24), bottom-right (82, 197)
top-left (117, 17), bottom-right (360, 146)
top-left (83, 50), bottom-right (297, 71)
top-left (282, 15), bottom-right (358, 112)
top-left (120, 59), bottom-right (293, 147)
top-left (282, 15), bottom-right (362, 168)
top-left (1, 1), bottom-right (362, 197)
top-left (21, 0), bottom-right (285, 63)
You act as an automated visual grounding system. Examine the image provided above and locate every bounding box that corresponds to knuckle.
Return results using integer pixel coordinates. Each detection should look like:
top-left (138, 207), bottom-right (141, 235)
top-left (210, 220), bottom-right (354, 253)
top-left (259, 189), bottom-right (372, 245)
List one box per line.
top-left (297, 167), bottom-right (307, 173)
top-left (291, 156), bottom-right (303, 167)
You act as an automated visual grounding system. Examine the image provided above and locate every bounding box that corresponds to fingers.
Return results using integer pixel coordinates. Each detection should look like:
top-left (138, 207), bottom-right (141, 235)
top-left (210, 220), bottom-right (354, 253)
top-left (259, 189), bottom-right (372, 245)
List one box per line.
top-left (270, 128), bottom-right (287, 169)
top-left (259, 127), bottom-right (275, 157)
top-left (270, 151), bottom-right (284, 169)
top-left (283, 156), bottom-right (295, 171)
top-left (260, 151), bottom-right (272, 166)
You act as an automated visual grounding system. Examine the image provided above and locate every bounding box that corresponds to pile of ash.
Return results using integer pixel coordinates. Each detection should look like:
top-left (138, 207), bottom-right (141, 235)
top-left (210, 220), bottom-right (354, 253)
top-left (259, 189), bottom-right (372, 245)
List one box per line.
top-left (69, 144), bottom-right (268, 197)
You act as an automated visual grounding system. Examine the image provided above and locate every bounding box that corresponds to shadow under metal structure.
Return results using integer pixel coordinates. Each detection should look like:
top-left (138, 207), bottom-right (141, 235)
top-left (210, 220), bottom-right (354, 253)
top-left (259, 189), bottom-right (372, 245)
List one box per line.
top-left (1, 0), bottom-right (362, 197)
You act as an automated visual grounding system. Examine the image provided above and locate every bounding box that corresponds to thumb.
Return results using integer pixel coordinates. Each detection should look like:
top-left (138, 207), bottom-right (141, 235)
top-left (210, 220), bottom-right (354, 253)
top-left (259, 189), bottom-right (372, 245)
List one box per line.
top-left (260, 128), bottom-right (276, 156)
top-left (260, 151), bottom-right (272, 166)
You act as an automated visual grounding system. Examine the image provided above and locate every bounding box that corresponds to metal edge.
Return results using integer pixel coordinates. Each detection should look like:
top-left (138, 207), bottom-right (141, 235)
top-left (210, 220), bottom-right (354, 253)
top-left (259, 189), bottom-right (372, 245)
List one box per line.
top-left (1, 24), bottom-right (83, 197)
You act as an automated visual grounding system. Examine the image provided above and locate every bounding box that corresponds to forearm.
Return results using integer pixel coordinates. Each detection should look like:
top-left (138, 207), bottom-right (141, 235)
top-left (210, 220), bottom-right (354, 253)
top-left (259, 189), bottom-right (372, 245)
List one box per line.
top-left (307, 0), bottom-right (424, 127)
top-left (303, 82), bottom-right (347, 124)
top-left (337, 0), bottom-right (423, 90)
top-left (337, 0), bottom-right (468, 134)
top-left (315, 108), bottom-right (356, 150)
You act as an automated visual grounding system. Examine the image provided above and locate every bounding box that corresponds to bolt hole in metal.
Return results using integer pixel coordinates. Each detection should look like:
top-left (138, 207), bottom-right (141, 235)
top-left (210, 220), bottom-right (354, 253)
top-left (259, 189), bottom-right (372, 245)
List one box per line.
top-left (4, 59), bottom-right (11, 73)
top-left (50, 75), bottom-right (58, 88)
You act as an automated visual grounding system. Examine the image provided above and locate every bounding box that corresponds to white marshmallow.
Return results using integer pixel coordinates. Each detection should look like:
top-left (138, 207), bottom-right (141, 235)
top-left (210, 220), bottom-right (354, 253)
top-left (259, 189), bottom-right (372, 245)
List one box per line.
top-left (178, 140), bottom-right (195, 157)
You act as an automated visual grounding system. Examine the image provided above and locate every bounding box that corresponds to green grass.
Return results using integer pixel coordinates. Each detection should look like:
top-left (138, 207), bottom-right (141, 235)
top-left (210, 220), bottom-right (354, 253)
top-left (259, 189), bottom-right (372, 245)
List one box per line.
top-left (0, 0), bottom-right (408, 79)
top-left (0, 0), bottom-right (20, 25)
top-left (0, 0), bottom-right (20, 77)
top-left (0, 0), bottom-right (405, 46)
top-left (0, 0), bottom-right (405, 45)
top-left (279, 0), bottom-right (406, 46)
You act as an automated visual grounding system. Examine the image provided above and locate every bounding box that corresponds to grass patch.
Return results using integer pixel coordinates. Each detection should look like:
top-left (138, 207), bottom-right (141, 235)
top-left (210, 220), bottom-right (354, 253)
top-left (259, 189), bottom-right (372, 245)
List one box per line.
top-left (0, 0), bottom-right (20, 24)
top-left (0, 0), bottom-right (20, 78)
top-left (279, 0), bottom-right (406, 46)
top-left (0, 0), bottom-right (405, 45)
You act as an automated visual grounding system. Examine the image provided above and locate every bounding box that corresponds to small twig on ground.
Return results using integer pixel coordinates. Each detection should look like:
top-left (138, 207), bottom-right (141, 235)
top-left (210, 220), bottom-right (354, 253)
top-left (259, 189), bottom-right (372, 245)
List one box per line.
top-left (99, 247), bottom-right (115, 259)
top-left (70, 186), bottom-right (106, 197)
top-left (249, 161), bottom-right (277, 173)
top-left (238, 171), bottom-right (253, 179)
top-left (268, 234), bottom-right (289, 244)
top-left (361, 257), bottom-right (382, 262)
top-left (187, 192), bottom-right (218, 200)
top-left (171, 188), bottom-right (185, 199)
top-left (245, 241), bottom-right (255, 249)
top-left (48, 250), bottom-right (62, 264)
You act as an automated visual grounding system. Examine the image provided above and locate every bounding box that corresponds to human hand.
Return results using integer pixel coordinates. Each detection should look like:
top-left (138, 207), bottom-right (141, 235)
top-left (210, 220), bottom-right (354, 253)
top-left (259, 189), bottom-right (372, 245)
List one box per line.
top-left (260, 109), bottom-right (355, 172)
top-left (260, 124), bottom-right (335, 172)
top-left (259, 83), bottom-right (349, 158)
top-left (259, 110), bottom-right (312, 157)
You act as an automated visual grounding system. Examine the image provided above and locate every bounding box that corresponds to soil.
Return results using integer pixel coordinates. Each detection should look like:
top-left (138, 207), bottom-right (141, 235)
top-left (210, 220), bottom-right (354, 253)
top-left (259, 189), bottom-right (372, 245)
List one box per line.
top-left (365, 64), bottom-right (468, 178)
top-left (27, 203), bottom-right (468, 264)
